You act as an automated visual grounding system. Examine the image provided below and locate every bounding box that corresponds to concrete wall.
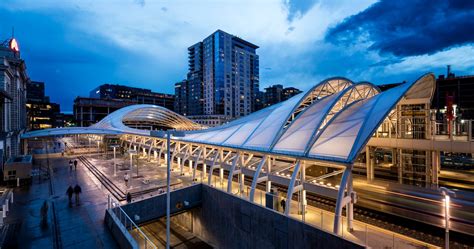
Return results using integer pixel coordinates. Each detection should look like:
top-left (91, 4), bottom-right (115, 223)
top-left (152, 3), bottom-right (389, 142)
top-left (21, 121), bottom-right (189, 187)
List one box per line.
top-left (191, 185), bottom-right (363, 249)
top-left (117, 184), bottom-right (362, 249)
top-left (121, 184), bottom-right (202, 224)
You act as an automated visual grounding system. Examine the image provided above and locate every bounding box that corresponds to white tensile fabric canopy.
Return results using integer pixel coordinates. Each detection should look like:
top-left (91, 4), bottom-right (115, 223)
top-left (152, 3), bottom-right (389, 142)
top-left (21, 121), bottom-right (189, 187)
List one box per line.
top-left (22, 74), bottom-right (435, 165)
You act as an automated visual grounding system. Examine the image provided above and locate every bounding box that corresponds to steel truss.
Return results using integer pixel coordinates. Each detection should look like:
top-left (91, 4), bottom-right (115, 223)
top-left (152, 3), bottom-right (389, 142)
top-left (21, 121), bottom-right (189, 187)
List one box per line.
top-left (120, 133), bottom-right (356, 234)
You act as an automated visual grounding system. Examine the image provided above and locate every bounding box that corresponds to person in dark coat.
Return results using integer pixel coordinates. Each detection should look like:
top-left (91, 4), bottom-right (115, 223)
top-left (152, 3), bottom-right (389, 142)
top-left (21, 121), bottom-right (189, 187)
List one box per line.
top-left (73, 160), bottom-right (78, 171)
top-left (74, 184), bottom-right (82, 205)
top-left (40, 201), bottom-right (49, 227)
top-left (69, 160), bottom-right (73, 172)
top-left (280, 199), bottom-right (286, 212)
top-left (126, 192), bottom-right (132, 203)
top-left (66, 186), bottom-right (74, 206)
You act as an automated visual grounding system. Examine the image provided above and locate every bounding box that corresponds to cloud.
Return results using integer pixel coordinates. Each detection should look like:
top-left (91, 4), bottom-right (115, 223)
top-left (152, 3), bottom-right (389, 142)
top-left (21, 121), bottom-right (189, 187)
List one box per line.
top-left (1, 0), bottom-right (472, 113)
top-left (284, 0), bottom-right (319, 21)
top-left (326, 0), bottom-right (474, 57)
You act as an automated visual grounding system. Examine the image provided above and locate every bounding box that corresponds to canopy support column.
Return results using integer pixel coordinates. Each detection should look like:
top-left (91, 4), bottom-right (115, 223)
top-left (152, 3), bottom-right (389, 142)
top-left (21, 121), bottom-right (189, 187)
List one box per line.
top-left (208, 152), bottom-right (220, 185)
top-left (266, 158), bottom-right (272, 192)
top-left (249, 155), bottom-right (267, 202)
top-left (202, 148), bottom-right (207, 178)
top-left (192, 148), bottom-right (203, 181)
top-left (158, 142), bottom-right (165, 166)
top-left (285, 161), bottom-right (301, 215)
top-left (227, 152), bottom-right (241, 193)
top-left (181, 146), bottom-right (190, 175)
top-left (366, 146), bottom-right (374, 181)
top-left (333, 164), bottom-right (355, 234)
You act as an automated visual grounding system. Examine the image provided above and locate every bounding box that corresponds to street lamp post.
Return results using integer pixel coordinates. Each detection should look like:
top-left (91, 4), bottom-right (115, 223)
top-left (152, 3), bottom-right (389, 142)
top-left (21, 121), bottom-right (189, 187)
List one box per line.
top-left (165, 131), bottom-right (171, 249)
top-left (151, 130), bottom-right (185, 249)
top-left (128, 149), bottom-right (137, 183)
top-left (111, 145), bottom-right (120, 176)
top-left (439, 187), bottom-right (455, 249)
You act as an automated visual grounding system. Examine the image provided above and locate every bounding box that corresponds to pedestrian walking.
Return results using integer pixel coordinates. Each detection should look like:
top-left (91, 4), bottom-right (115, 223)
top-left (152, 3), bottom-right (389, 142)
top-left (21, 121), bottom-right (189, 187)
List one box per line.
top-left (74, 184), bottom-right (82, 205)
top-left (69, 160), bottom-right (73, 172)
top-left (40, 201), bottom-right (49, 227)
top-left (66, 186), bottom-right (74, 206)
top-left (126, 192), bottom-right (132, 203)
top-left (74, 160), bottom-right (78, 171)
top-left (124, 172), bottom-right (130, 188)
top-left (280, 199), bottom-right (286, 212)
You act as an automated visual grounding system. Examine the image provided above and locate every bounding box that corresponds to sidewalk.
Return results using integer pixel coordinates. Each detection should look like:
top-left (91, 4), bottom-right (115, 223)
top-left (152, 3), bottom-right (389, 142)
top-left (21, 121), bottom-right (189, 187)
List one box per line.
top-left (50, 156), bottom-right (118, 249)
top-left (3, 153), bottom-right (118, 248)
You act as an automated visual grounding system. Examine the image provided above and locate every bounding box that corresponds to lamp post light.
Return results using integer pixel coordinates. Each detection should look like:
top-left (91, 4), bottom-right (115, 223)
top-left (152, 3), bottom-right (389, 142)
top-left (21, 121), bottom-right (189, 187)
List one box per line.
top-left (439, 187), bottom-right (455, 249)
top-left (111, 145), bottom-right (120, 176)
top-left (128, 149), bottom-right (138, 183)
top-left (151, 130), bottom-right (185, 249)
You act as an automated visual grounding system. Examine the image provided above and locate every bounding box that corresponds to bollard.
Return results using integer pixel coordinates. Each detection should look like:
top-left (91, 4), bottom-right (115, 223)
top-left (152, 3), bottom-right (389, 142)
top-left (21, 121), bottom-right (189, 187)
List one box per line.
top-left (17, 178), bottom-right (20, 187)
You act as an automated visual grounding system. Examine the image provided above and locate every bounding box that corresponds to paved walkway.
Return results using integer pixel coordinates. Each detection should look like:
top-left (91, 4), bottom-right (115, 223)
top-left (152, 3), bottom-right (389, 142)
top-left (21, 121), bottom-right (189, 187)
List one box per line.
top-left (3, 142), bottom-right (118, 248)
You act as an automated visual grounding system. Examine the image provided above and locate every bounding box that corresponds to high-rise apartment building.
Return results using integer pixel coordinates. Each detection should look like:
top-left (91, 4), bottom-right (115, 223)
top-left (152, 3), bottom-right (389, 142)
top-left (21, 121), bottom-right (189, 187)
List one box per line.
top-left (0, 37), bottom-right (28, 160)
top-left (176, 30), bottom-right (259, 125)
top-left (187, 42), bottom-right (205, 116)
top-left (174, 79), bottom-right (188, 115)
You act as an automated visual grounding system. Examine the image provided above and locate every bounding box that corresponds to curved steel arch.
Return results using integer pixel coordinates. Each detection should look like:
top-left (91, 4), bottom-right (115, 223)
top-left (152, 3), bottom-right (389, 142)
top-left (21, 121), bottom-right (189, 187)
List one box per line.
top-left (271, 77), bottom-right (354, 145)
top-left (181, 77), bottom-right (355, 152)
top-left (307, 73), bottom-right (435, 164)
top-left (271, 83), bottom-right (380, 155)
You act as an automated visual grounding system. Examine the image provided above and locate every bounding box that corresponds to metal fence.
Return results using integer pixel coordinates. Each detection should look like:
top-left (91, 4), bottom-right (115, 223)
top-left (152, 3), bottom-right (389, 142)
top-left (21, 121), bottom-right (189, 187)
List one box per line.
top-left (107, 195), bottom-right (157, 249)
top-left (0, 189), bottom-right (13, 226)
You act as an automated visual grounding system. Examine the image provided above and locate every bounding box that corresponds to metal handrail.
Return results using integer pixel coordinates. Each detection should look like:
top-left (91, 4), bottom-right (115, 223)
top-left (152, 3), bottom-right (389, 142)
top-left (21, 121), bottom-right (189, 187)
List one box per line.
top-left (107, 195), bottom-right (157, 249)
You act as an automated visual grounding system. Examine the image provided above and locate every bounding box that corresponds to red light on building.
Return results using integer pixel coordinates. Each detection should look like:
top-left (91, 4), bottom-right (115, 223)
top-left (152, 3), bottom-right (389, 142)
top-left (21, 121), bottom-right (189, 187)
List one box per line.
top-left (9, 38), bottom-right (19, 52)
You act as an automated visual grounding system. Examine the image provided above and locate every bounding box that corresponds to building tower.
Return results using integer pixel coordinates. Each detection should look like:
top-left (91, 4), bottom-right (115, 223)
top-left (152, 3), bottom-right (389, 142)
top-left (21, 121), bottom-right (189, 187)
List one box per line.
top-left (177, 30), bottom-right (259, 126)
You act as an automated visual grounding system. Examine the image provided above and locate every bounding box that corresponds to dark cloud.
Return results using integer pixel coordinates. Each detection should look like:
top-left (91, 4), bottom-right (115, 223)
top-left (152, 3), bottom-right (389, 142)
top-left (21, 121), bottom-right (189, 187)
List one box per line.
top-left (285, 0), bottom-right (319, 21)
top-left (325, 0), bottom-right (474, 56)
top-left (285, 26), bottom-right (295, 35)
top-left (0, 8), bottom-right (128, 112)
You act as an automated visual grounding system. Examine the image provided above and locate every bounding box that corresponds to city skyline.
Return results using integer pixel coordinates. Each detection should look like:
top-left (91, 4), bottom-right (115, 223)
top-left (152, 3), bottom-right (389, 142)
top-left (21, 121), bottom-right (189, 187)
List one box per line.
top-left (0, 0), bottom-right (473, 113)
top-left (2, 2), bottom-right (474, 247)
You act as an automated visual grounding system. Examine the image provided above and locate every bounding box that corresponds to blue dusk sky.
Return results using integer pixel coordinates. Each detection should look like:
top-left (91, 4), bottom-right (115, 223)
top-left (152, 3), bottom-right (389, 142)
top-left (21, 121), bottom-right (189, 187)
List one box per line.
top-left (0, 0), bottom-right (473, 112)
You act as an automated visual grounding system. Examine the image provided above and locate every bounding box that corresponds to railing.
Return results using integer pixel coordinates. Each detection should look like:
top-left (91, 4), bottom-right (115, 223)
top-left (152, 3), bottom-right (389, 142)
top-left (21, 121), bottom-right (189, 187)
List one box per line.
top-left (434, 119), bottom-right (473, 141)
top-left (375, 119), bottom-right (474, 141)
top-left (0, 189), bottom-right (14, 226)
top-left (107, 195), bottom-right (157, 249)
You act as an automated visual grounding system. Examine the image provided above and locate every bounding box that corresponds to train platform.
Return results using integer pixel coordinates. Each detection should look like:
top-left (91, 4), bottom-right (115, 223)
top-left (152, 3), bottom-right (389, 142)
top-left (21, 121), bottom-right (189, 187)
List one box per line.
top-left (1, 143), bottom-right (118, 249)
